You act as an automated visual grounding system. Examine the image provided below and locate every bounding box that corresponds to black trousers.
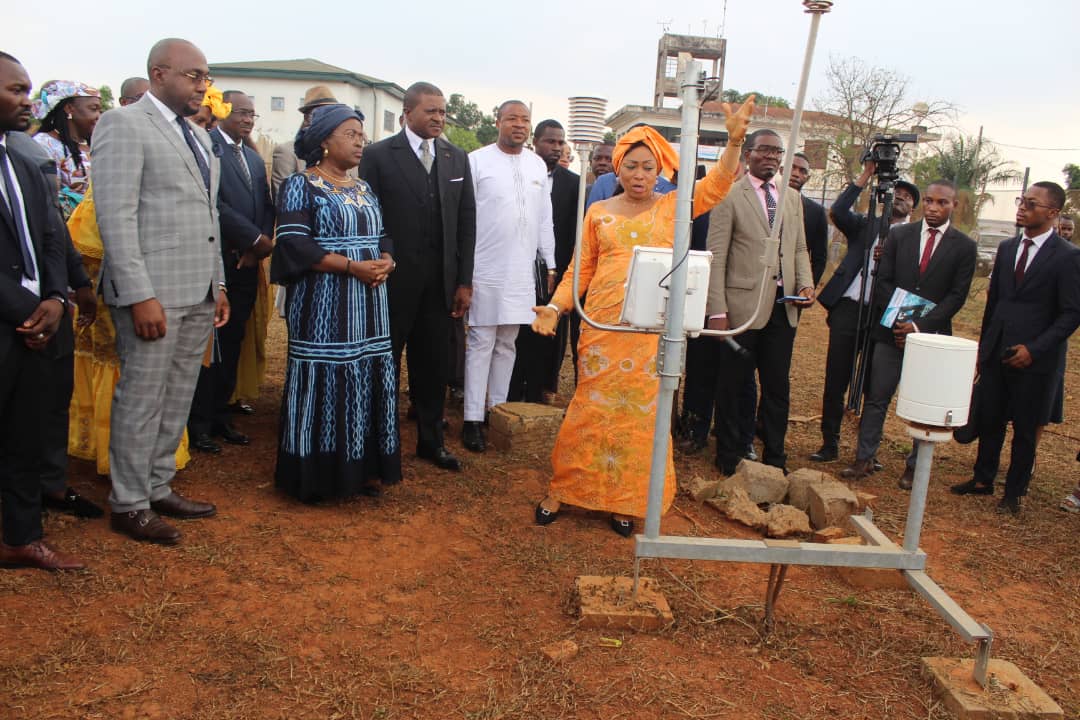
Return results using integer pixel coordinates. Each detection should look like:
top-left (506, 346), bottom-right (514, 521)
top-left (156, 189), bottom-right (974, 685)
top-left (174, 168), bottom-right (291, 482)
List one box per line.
top-left (715, 299), bottom-right (796, 472)
top-left (0, 340), bottom-right (48, 546)
top-left (508, 325), bottom-right (555, 402)
top-left (820, 298), bottom-right (874, 445)
top-left (189, 279), bottom-right (257, 435)
top-left (548, 313), bottom-right (572, 393)
top-left (391, 258), bottom-right (450, 453)
top-left (448, 316), bottom-right (465, 392)
top-left (39, 319), bottom-right (75, 496)
top-left (973, 362), bottom-right (1054, 499)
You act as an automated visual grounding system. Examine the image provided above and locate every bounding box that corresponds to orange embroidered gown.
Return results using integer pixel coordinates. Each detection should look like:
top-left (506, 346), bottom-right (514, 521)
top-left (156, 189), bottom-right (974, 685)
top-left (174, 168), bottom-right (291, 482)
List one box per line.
top-left (547, 165), bottom-right (736, 518)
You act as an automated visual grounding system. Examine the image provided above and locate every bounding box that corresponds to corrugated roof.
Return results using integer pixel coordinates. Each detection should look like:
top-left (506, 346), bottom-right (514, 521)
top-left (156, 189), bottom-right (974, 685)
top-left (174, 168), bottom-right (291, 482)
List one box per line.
top-left (208, 58), bottom-right (404, 99)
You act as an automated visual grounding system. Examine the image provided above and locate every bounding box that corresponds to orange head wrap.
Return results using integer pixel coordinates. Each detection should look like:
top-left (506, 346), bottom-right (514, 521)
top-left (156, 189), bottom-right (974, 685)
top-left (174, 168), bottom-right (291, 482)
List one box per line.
top-left (201, 85), bottom-right (232, 120)
top-left (612, 126), bottom-right (680, 180)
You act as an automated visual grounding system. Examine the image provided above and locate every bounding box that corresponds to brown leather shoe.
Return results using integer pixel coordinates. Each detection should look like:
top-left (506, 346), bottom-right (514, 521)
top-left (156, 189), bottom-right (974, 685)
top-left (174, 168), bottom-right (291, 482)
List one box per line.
top-left (150, 492), bottom-right (217, 519)
top-left (898, 468), bottom-right (915, 490)
top-left (840, 458), bottom-right (874, 481)
top-left (0, 540), bottom-right (85, 570)
top-left (111, 509), bottom-right (181, 545)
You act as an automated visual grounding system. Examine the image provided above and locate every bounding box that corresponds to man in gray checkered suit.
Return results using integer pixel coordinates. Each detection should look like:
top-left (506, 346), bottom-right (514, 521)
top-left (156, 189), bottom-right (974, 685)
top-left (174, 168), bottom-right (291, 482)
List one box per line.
top-left (93, 38), bottom-right (230, 545)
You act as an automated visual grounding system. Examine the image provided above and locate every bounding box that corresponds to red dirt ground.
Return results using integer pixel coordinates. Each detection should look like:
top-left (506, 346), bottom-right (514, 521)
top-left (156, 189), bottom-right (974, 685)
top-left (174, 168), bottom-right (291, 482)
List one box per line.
top-left (1, 277), bottom-right (1077, 719)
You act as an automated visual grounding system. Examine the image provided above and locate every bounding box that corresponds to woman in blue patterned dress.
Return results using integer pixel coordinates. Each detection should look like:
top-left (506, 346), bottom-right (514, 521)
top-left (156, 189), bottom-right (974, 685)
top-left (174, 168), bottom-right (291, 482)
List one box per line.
top-left (271, 104), bottom-right (400, 502)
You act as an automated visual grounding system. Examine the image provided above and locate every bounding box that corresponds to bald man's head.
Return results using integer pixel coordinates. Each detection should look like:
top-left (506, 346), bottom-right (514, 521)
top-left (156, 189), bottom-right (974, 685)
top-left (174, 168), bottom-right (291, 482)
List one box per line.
top-left (146, 38), bottom-right (209, 117)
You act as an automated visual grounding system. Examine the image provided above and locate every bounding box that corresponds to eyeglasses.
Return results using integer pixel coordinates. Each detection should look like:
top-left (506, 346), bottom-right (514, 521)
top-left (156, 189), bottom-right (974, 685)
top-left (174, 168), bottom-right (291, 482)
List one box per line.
top-left (155, 65), bottom-right (213, 85)
top-left (331, 129), bottom-right (366, 143)
top-left (751, 145), bottom-right (785, 158)
top-left (230, 109), bottom-right (259, 119)
top-left (1015, 197), bottom-right (1055, 211)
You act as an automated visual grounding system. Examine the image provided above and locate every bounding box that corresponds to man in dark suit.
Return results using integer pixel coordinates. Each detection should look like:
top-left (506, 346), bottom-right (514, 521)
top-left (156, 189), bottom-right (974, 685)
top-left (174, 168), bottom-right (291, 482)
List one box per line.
top-left (0, 52), bottom-right (84, 569)
top-left (508, 119), bottom-right (579, 401)
top-left (360, 81), bottom-right (476, 472)
top-left (840, 180), bottom-right (976, 485)
top-left (953, 182), bottom-right (1080, 514)
top-left (789, 152), bottom-right (828, 286)
top-left (810, 160), bottom-right (918, 462)
top-left (187, 91), bottom-right (274, 452)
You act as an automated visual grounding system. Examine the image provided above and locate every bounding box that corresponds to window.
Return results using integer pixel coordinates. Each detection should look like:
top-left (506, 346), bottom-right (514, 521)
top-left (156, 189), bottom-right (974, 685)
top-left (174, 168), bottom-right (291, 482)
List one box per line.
top-left (384, 110), bottom-right (395, 133)
top-left (270, 96), bottom-right (285, 112)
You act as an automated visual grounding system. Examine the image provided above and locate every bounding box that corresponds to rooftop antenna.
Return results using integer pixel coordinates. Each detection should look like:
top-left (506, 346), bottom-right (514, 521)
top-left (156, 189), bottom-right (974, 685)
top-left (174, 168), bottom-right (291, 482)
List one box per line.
top-left (657, 18), bottom-right (672, 32)
top-left (720, 0), bottom-right (728, 36)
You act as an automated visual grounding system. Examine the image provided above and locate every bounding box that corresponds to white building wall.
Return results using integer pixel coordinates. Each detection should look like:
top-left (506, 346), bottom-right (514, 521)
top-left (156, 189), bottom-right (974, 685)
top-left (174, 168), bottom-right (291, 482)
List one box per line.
top-left (211, 75), bottom-right (402, 147)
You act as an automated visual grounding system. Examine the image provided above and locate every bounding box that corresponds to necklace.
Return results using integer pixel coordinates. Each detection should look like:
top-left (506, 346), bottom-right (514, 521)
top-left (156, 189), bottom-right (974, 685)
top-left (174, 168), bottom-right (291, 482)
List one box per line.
top-left (314, 164), bottom-right (354, 185)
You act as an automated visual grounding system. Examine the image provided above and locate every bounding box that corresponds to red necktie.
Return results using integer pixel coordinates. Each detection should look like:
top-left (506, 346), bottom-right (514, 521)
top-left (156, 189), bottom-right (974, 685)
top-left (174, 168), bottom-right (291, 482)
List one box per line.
top-left (1014, 238), bottom-right (1033, 285)
top-left (919, 228), bottom-right (937, 275)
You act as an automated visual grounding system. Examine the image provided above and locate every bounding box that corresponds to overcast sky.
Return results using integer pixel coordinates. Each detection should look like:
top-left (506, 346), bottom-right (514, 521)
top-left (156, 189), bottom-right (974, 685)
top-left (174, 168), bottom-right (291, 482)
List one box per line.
top-left (6, 0), bottom-right (1077, 221)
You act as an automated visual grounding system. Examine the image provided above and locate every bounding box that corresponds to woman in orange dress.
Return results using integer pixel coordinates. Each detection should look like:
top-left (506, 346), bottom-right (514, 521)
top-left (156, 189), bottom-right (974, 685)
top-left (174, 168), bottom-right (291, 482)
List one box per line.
top-left (531, 98), bottom-right (755, 537)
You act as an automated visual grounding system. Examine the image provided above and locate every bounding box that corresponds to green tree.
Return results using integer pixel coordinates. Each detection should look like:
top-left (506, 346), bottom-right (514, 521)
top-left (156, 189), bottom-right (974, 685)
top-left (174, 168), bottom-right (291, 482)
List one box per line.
top-left (98, 85), bottom-right (114, 111)
top-left (603, 130), bottom-right (617, 144)
top-left (720, 88), bottom-right (789, 108)
top-left (444, 125), bottom-right (480, 153)
top-left (910, 134), bottom-right (1020, 232)
top-left (446, 92), bottom-right (497, 146)
top-left (1062, 164), bottom-right (1080, 216)
top-left (1062, 163), bottom-right (1080, 189)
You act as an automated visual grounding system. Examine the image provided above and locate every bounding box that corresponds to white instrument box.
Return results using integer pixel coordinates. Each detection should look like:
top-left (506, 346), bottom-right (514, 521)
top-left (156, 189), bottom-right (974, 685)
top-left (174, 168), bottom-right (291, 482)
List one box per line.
top-left (620, 246), bottom-right (712, 334)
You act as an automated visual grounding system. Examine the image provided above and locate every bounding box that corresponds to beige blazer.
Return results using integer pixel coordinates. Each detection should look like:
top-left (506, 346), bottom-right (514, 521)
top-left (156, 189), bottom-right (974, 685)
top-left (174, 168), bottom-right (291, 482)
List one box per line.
top-left (705, 174), bottom-right (812, 330)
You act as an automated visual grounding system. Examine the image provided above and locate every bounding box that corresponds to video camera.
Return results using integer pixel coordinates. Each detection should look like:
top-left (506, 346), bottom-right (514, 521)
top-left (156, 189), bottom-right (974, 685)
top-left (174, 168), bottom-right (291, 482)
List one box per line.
top-left (863, 133), bottom-right (918, 187)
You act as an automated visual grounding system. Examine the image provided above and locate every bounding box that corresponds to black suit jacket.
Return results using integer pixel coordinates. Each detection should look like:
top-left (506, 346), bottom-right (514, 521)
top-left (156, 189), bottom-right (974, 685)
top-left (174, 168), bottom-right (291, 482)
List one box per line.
top-left (978, 232), bottom-right (1080, 374)
top-left (871, 221), bottom-right (977, 344)
top-left (818, 181), bottom-right (881, 309)
top-left (210, 129), bottom-right (274, 286)
top-left (550, 165), bottom-right (580, 277)
top-left (359, 130), bottom-right (476, 310)
top-left (801, 194), bottom-right (828, 286)
top-left (0, 140), bottom-right (67, 361)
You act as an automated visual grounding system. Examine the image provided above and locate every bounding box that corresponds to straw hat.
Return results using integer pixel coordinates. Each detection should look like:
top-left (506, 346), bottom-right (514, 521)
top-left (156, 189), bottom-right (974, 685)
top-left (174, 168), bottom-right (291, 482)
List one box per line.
top-left (298, 85), bottom-right (338, 113)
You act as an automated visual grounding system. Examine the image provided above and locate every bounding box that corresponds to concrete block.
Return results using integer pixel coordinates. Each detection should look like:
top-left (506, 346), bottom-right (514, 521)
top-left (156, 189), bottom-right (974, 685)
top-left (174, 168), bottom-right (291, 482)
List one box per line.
top-left (808, 480), bottom-right (859, 530)
top-left (922, 657), bottom-right (1063, 719)
top-left (716, 486), bottom-right (767, 530)
top-left (765, 504), bottom-right (812, 538)
top-left (487, 402), bottom-right (565, 453)
top-left (575, 576), bottom-right (673, 631)
top-left (540, 639), bottom-right (579, 663)
top-left (686, 475), bottom-right (719, 502)
top-left (786, 468), bottom-right (826, 511)
top-left (733, 459), bottom-right (789, 504)
top-left (811, 527), bottom-right (848, 543)
top-left (855, 491), bottom-right (878, 510)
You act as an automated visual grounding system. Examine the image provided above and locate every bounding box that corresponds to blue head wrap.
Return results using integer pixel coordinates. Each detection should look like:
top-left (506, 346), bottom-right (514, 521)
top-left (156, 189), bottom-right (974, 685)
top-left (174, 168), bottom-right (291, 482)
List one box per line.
top-left (294, 103), bottom-right (366, 167)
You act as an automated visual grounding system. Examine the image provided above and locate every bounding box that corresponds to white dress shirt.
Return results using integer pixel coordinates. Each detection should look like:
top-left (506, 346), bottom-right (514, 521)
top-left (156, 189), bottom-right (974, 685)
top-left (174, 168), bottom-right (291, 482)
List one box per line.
top-left (919, 218), bottom-right (949, 261)
top-left (0, 133), bottom-right (40, 296)
top-left (1016, 227), bottom-right (1053, 273)
top-left (404, 124), bottom-right (434, 164)
top-left (841, 215), bottom-right (910, 304)
top-left (147, 91), bottom-right (209, 164)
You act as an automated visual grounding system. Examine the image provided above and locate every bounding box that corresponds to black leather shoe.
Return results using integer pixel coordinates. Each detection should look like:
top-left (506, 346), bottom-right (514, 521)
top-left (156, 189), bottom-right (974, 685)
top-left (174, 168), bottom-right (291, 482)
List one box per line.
top-left (610, 515), bottom-right (634, 538)
top-left (462, 421), bottom-right (486, 453)
top-left (150, 491), bottom-right (217, 519)
top-left (535, 502), bottom-right (559, 525)
top-left (111, 509), bottom-right (181, 545)
top-left (871, 457), bottom-right (883, 472)
top-left (418, 446), bottom-right (462, 472)
top-left (191, 433), bottom-right (222, 454)
top-left (43, 488), bottom-right (104, 518)
top-left (714, 457), bottom-right (738, 477)
top-left (951, 479), bottom-right (994, 496)
top-left (840, 458), bottom-right (874, 481)
top-left (228, 402), bottom-right (256, 416)
top-left (676, 430), bottom-right (707, 455)
top-left (898, 468), bottom-right (914, 491)
top-left (809, 445), bottom-right (838, 462)
top-left (744, 444), bottom-right (759, 462)
top-left (213, 423), bottom-right (250, 445)
top-left (996, 496), bottom-right (1021, 515)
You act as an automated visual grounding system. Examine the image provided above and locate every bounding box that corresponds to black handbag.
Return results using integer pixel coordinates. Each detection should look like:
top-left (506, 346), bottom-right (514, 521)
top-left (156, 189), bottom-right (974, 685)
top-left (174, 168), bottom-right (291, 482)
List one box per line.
top-left (533, 251), bottom-right (551, 305)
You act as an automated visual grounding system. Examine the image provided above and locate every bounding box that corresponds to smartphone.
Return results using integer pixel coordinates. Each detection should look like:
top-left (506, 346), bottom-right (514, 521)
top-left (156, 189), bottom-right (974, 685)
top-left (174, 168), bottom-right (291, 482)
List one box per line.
top-left (776, 295), bottom-right (806, 304)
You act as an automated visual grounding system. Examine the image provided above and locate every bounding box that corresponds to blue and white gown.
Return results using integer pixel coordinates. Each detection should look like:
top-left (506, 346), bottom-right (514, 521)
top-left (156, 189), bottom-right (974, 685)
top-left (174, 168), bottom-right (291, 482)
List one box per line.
top-left (271, 170), bottom-right (400, 501)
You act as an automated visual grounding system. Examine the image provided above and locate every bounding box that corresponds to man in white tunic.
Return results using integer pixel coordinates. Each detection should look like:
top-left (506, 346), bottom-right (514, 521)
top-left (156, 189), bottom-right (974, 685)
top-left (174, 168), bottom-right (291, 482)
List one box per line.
top-left (463, 100), bottom-right (555, 452)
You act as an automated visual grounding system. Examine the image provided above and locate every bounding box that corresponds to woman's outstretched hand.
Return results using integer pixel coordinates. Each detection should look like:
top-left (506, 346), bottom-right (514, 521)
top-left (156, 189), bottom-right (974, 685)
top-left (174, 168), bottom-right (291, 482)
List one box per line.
top-left (721, 94), bottom-right (755, 146)
top-left (531, 305), bottom-right (558, 336)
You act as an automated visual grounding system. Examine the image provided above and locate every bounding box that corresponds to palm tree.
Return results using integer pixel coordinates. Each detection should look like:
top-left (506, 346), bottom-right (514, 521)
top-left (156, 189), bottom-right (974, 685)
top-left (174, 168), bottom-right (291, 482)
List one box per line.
top-left (910, 134), bottom-right (1020, 232)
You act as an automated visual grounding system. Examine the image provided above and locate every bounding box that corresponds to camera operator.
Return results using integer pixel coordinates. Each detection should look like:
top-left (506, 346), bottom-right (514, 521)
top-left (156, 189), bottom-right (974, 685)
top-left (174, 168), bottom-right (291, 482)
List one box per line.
top-left (808, 158), bottom-right (918, 463)
top-left (840, 179), bottom-right (976, 486)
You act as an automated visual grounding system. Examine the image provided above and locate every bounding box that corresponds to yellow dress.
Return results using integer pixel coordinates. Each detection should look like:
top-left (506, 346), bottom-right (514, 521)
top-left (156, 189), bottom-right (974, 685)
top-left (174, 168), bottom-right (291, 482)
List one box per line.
top-left (66, 188), bottom-right (191, 475)
top-left (229, 257), bottom-right (273, 405)
top-left (548, 165), bottom-right (735, 518)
